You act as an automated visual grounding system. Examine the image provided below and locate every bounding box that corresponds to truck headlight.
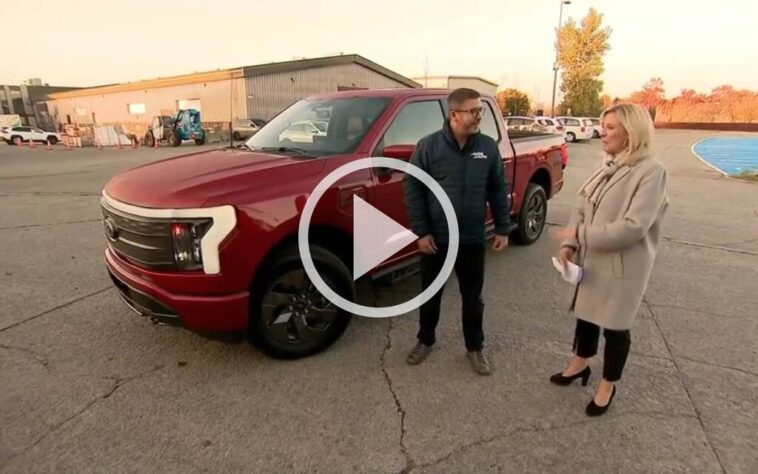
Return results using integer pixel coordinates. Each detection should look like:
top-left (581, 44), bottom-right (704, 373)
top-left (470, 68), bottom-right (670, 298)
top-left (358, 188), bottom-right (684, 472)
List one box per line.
top-left (171, 220), bottom-right (212, 270)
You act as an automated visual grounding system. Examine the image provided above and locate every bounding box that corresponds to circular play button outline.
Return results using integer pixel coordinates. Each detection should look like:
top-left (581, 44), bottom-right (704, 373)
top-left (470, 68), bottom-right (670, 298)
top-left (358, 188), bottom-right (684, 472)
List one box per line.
top-left (298, 157), bottom-right (459, 318)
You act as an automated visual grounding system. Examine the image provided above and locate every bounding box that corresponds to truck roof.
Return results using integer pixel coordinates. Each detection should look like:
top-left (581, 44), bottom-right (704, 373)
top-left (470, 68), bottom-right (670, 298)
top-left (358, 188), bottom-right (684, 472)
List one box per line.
top-left (306, 88), bottom-right (494, 101)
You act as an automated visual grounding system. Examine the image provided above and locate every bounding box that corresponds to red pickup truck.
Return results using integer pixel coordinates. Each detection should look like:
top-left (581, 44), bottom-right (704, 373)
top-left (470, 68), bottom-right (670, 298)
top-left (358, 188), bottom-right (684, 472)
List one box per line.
top-left (101, 88), bottom-right (568, 358)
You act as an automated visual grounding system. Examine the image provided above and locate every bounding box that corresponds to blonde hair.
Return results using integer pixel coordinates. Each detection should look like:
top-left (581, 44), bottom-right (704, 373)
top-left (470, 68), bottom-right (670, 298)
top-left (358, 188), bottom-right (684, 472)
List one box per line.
top-left (601, 103), bottom-right (654, 166)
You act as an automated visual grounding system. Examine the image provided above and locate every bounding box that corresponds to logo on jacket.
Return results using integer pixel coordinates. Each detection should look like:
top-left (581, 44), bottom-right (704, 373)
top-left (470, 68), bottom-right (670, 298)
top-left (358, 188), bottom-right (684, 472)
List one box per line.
top-left (471, 152), bottom-right (488, 160)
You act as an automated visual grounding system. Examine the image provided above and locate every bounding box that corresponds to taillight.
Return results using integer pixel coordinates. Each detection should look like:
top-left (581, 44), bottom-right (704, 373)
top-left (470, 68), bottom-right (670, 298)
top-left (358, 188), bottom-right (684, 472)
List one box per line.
top-left (560, 145), bottom-right (569, 168)
top-left (580, 126), bottom-right (586, 132)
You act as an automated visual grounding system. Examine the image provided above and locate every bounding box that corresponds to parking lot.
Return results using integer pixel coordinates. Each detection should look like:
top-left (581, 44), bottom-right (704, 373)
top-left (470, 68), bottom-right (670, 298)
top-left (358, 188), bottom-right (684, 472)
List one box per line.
top-left (1, 130), bottom-right (756, 473)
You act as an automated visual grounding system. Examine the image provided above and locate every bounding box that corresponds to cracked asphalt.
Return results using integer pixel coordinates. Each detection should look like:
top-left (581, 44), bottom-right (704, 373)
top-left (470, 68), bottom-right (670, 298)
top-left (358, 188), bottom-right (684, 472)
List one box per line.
top-left (1, 130), bottom-right (757, 473)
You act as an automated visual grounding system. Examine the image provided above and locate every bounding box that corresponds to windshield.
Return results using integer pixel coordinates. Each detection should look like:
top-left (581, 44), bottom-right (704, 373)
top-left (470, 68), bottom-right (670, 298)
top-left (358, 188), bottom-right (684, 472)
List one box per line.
top-left (245, 97), bottom-right (391, 156)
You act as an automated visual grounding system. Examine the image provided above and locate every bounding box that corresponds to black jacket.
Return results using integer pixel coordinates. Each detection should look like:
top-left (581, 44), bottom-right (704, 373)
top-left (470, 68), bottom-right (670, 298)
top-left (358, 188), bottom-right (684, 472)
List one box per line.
top-left (403, 121), bottom-right (512, 245)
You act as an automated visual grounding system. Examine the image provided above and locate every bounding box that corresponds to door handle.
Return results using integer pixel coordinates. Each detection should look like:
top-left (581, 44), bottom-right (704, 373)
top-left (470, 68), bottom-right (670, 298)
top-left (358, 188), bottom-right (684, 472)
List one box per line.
top-left (338, 186), bottom-right (367, 209)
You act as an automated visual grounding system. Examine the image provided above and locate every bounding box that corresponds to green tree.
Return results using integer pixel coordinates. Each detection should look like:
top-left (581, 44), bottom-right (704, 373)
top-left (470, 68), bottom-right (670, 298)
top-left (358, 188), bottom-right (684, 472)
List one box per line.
top-left (497, 88), bottom-right (531, 116)
top-left (556, 8), bottom-right (612, 117)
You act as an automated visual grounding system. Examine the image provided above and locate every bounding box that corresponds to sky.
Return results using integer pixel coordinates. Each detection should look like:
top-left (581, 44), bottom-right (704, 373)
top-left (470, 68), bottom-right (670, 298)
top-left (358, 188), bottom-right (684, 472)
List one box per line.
top-left (2, 0), bottom-right (755, 104)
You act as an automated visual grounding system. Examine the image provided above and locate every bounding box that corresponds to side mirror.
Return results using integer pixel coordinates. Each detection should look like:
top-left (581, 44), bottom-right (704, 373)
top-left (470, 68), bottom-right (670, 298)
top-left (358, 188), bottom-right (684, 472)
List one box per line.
top-left (381, 144), bottom-right (414, 161)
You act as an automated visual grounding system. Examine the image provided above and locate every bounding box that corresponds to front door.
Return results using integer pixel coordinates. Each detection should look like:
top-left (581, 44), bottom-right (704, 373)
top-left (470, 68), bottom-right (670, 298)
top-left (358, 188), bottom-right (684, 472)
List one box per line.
top-left (368, 98), bottom-right (446, 269)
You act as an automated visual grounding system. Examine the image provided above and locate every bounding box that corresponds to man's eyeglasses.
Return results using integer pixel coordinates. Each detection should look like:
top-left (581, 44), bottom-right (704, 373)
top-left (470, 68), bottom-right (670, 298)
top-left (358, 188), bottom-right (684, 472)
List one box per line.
top-left (453, 107), bottom-right (486, 117)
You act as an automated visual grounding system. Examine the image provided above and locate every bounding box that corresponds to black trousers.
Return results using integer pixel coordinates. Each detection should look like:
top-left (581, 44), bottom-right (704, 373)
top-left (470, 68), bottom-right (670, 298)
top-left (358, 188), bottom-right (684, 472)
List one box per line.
top-left (417, 242), bottom-right (485, 352)
top-left (572, 318), bottom-right (631, 382)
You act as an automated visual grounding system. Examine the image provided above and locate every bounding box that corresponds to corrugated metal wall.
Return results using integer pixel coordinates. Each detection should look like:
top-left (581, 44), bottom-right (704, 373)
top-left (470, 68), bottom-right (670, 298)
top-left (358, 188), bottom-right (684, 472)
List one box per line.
top-left (245, 63), bottom-right (411, 120)
top-left (447, 78), bottom-right (498, 96)
top-left (412, 77), bottom-right (450, 89)
top-left (45, 78), bottom-right (247, 127)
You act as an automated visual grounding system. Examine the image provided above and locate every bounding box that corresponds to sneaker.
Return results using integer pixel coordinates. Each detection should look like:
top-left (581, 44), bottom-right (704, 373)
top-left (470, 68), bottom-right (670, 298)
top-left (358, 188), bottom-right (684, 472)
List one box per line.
top-left (406, 343), bottom-right (433, 365)
top-left (467, 350), bottom-right (492, 375)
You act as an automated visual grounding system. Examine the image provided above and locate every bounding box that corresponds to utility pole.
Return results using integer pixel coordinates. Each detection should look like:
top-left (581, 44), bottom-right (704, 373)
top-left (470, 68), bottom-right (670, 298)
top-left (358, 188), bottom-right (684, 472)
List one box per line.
top-left (423, 53), bottom-right (429, 87)
top-left (550, 0), bottom-right (571, 117)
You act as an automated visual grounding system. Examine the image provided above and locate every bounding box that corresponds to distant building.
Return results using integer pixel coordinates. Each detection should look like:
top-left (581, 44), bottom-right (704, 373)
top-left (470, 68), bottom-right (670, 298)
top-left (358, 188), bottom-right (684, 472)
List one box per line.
top-left (410, 75), bottom-right (498, 96)
top-left (44, 54), bottom-right (420, 139)
top-left (0, 83), bottom-right (80, 130)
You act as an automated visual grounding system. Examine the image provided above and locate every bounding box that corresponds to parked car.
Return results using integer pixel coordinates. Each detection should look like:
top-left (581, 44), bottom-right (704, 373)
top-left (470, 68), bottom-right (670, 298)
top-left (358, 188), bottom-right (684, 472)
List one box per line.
top-left (232, 118), bottom-right (267, 141)
top-left (555, 116), bottom-right (594, 142)
top-left (278, 119), bottom-right (328, 143)
top-left (503, 116), bottom-right (546, 133)
top-left (101, 88), bottom-right (568, 359)
top-left (533, 116), bottom-right (567, 138)
top-left (1, 126), bottom-right (61, 145)
top-left (580, 117), bottom-right (602, 138)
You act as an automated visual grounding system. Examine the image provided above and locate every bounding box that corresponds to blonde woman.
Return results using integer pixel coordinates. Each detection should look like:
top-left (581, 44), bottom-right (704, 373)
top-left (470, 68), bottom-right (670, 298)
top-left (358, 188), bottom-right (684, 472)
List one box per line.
top-left (551, 103), bottom-right (669, 417)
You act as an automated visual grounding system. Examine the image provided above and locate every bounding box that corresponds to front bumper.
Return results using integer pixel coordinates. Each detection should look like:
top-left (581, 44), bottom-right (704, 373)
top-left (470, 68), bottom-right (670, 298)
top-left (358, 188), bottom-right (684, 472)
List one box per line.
top-left (105, 247), bottom-right (249, 337)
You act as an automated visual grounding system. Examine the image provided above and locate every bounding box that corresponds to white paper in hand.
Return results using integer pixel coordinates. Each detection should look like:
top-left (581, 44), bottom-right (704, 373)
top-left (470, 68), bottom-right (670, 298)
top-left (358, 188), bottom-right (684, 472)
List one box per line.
top-left (551, 257), bottom-right (583, 284)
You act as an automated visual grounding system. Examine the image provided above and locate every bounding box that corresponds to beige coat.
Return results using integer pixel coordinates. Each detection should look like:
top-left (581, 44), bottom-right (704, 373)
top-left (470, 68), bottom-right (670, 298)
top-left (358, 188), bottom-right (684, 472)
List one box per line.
top-left (562, 157), bottom-right (669, 330)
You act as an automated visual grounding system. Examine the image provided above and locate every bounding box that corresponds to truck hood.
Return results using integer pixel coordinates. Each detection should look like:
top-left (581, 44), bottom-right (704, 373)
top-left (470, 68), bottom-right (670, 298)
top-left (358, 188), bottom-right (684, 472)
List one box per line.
top-left (104, 148), bottom-right (326, 208)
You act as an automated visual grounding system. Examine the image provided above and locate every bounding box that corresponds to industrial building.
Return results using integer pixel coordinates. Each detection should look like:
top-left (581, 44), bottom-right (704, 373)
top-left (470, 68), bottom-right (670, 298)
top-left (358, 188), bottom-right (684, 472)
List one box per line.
top-left (411, 75), bottom-right (498, 96)
top-left (44, 54), bottom-right (420, 144)
top-left (0, 82), bottom-right (79, 130)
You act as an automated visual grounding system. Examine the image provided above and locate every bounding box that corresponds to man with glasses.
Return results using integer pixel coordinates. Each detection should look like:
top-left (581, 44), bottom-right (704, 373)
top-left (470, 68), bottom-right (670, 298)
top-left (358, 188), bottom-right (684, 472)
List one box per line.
top-left (403, 88), bottom-right (511, 375)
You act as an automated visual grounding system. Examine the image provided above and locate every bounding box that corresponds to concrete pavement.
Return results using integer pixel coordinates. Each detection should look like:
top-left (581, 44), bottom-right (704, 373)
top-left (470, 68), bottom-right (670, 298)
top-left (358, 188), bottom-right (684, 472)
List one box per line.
top-left (0, 131), bottom-right (756, 473)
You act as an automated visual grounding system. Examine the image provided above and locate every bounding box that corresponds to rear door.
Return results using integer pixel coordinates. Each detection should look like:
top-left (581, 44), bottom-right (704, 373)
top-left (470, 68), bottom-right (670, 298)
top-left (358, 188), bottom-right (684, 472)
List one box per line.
top-left (18, 127), bottom-right (33, 141)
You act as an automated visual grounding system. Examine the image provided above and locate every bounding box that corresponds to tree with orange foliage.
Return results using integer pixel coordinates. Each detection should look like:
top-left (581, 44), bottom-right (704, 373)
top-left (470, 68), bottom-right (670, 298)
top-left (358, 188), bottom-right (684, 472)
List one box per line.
top-left (627, 78), bottom-right (666, 120)
top-left (640, 83), bottom-right (758, 123)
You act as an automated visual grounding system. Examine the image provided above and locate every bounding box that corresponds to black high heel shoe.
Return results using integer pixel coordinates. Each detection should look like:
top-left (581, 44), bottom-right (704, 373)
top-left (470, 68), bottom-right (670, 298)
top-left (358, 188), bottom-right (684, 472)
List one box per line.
top-left (586, 385), bottom-right (616, 417)
top-left (549, 366), bottom-right (591, 386)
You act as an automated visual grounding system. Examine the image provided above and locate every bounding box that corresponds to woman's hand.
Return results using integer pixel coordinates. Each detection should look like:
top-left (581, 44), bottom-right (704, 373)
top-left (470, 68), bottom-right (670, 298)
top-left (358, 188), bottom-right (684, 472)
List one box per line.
top-left (558, 246), bottom-right (575, 267)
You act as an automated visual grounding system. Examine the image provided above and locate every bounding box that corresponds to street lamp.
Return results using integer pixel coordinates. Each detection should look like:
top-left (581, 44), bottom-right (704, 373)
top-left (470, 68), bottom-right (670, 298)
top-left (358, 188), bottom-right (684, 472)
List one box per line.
top-left (550, 0), bottom-right (571, 117)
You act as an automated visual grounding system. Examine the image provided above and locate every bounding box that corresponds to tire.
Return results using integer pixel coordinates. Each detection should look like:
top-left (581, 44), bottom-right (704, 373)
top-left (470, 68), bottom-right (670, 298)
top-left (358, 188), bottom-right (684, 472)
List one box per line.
top-left (144, 132), bottom-right (155, 148)
top-left (11, 135), bottom-right (22, 146)
top-left (248, 245), bottom-right (354, 359)
top-left (194, 136), bottom-right (205, 145)
top-left (566, 132), bottom-right (576, 143)
top-left (47, 136), bottom-right (58, 145)
top-left (511, 183), bottom-right (548, 245)
top-left (233, 131), bottom-right (241, 141)
top-left (592, 130), bottom-right (600, 139)
top-left (167, 130), bottom-right (180, 147)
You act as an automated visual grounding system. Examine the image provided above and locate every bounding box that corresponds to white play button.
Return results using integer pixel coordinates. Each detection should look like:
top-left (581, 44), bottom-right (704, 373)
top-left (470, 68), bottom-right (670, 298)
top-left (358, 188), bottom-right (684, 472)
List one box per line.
top-left (352, 195), bottom-right (418, 280)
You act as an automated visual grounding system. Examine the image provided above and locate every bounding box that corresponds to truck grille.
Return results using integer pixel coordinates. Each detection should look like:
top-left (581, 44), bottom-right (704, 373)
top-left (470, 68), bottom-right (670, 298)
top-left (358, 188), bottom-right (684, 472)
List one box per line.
top-left (101, 199), bottom-right (175, 270)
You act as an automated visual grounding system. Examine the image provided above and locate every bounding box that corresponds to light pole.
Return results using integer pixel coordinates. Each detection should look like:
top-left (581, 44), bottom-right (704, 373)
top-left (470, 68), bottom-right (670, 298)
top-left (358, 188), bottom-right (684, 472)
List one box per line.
top-left (550, 0), bottom-right (571, 117)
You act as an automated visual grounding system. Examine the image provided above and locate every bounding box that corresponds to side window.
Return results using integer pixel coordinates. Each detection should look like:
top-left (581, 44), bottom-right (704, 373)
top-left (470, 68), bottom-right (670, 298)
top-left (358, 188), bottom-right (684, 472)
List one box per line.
top-left (378, 100), bottom-right (444, 149)
top-left (479, 102), bottom-right (500, 142)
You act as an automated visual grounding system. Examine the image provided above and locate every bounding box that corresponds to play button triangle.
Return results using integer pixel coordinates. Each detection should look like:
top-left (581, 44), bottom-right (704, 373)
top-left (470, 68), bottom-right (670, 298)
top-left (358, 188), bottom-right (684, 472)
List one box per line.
top-left (352, 195), bottom-right (418, 281)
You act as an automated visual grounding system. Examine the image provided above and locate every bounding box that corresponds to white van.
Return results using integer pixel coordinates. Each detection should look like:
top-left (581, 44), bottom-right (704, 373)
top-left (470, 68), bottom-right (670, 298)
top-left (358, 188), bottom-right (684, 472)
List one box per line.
top-left (580, 117), bottom-right (602, 139)
top-left (555, 117), bottom-right (594, 142)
